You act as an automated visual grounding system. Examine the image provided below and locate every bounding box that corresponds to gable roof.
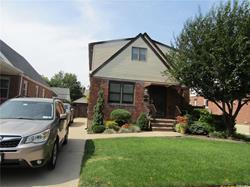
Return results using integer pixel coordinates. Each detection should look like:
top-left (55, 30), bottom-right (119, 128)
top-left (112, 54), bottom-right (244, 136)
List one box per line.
top-left (72, 96), bottom-right (88, 104)
top-left (88, 37), bottom-right (133, 71)
top-left (51, 87), bottom-right (71, 101)
top-left (89, 33), bottom-right (174, 76)
top-left (0, 40), bottom-right (49, 86)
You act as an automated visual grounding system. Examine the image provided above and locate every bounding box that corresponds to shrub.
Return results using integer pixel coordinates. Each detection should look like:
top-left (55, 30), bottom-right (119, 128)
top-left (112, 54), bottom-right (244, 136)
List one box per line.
top-left (121, 124), bottom-right (130, 128)
top-left (175, 123), bottom-right (188, 134)
top-left (136, 113), bottom-right (149, 131)
top-left (209, 131), bottom-right (228, 139)
top-left (92, 90), bottom-right (104, 126)
top-left (119, 128), bottom-right (133, 133)
top-left (232, 133), bottom-right (250, 142)
top-left (105, 120), bottom-right (120, 131)
top-left (188, 121), bottom-right (214, 135)
top-left (92, 125), bottom-right (105, 133)
top-left (103, 129), bottom-right (116, 134)
top-left (110, 109), bottom-right (131, 126)
top-left (129, 125), bottom-right (141, 133)
top-left (176, 116), bottom-right (188, 124)
top-left (199, 109), bottom-right (214, 124)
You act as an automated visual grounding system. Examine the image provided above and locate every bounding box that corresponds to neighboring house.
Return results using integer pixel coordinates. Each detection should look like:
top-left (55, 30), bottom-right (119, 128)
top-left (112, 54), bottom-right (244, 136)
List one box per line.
top-left (72, 96), bottom-right (88, 117)
top-left (87, 33), bottom-right (190, 129)
top-left (51, 87), bottom-right (71, 102)
top-left (0, 40), bottom-right (55, 104)
top-left (190, 95), bottom-right (250, 125)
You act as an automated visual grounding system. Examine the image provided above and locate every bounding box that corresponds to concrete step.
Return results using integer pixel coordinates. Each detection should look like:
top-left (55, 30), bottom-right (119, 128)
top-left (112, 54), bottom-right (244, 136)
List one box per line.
top-left (150, 123), bottom-right (174, 127)
top-left (152, 126), bottom-right (175, 131)
top-left (150, 118), bottom-right (176, 123)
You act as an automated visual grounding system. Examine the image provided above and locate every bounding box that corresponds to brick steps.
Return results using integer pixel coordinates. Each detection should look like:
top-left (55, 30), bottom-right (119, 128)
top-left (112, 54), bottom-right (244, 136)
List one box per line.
top-left (150, 118), bottom-right (176, 131)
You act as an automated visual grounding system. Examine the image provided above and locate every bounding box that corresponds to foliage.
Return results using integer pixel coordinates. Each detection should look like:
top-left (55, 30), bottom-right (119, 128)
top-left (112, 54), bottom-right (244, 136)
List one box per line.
top-left (211, 114), bottom-right (227, 131)
top-left (129, 125), bottom-right (141, 133)
top-left (105, 120), bottom-right (120, 131)
top-left (232, 133), bottom-right (250, 142)
top-left (110, 109), bottom-right (131, 126)
top-left (43, 71), bottom-right (84, 101)
top-left (92, 90), bottom-right (104, 130)
top-left (118, 128), bottom-right (132, 133)
top-left (136, 112), bottom-right (149, 131)
top-left (209, 131), bottom-right (228, 139)
top-left (188, 121), bottom-right (214, 135)
top-left (175, 123), bottom-right (188, 134)
top-left (92, 125), bottom-right (105, 133)
top-left (176, 115), bottom-right (188, 124)
top-left (167, 0), bottom-right (250, 135)
top-left (80, 138), bottom-right (250, 186)
top-left (103, 129), bottom-right (116, 134)
top-left (121, 124), bottom-right (130, 128)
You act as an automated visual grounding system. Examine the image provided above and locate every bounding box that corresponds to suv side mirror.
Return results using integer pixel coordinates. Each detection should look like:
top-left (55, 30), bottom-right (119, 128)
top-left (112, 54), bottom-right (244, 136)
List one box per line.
top-left (60, 113), bottom-right (67, 120)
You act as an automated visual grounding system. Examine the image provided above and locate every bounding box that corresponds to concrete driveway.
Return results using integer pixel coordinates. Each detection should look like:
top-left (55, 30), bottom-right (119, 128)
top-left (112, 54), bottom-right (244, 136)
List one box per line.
top-left (0, 118), bottom-right (86, 187)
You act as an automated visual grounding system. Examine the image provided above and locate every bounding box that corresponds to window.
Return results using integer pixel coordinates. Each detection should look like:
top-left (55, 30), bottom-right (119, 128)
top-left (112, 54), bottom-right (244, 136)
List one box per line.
top-left (35, 86), bottom-right (39, 97)
top-left (109, 81), bottom-right (134, 104)
top-left (132, 47), bottom-right (147, 61)
top-left (22, 80), bottom-right (28, 96)
top-left (0, 77), bottom-right (10, 99)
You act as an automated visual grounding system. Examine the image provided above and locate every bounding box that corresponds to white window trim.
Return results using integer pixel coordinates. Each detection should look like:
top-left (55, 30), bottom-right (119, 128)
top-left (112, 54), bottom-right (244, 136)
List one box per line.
top-left (35, 85), bottom-right (39, 97)
top-left (23, 80), bottom-right (28, 96)
top-left (42, 88), bottom-right (45, 98)
top-left (0, 76), bottom-right (10, 99)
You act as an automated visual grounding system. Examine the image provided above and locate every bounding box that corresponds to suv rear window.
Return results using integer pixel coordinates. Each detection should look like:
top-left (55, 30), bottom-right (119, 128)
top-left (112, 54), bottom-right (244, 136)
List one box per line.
top-left (0, 100), bottom-right (53, 120)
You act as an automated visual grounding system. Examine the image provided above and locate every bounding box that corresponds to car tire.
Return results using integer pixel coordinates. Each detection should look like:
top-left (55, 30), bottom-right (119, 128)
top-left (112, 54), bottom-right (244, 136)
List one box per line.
top-left (47, 141), bottom-right (58, 170)
top-left (63, 127), bottom-right (69, 145)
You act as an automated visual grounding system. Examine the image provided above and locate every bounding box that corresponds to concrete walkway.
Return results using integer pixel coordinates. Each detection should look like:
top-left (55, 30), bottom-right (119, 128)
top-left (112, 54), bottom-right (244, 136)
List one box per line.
top-left (0, 118), bottom-right (86, 187)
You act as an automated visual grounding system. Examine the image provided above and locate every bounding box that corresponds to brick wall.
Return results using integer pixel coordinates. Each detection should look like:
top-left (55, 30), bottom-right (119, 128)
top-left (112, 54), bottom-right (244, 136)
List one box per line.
top-left (23, 77), bottom-right (54, 98)
top-left (87, 77), bottom-right (147, 127)
top-left (190, 96), bottom-right (250, 125)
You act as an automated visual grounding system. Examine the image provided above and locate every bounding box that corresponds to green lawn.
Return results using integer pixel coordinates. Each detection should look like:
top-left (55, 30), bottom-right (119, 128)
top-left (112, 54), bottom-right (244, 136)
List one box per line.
top-left (79, 137), bottom-right (250, 187)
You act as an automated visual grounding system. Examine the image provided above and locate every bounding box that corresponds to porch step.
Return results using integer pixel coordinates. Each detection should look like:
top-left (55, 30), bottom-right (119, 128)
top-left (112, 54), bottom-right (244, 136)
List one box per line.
top-left (150, 118), bottom-right (176, 132)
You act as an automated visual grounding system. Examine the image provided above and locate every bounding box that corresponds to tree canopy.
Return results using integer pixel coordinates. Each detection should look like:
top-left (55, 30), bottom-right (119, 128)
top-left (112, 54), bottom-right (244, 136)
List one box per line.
top-left (167, 0), bottom-right (250, 134)
top-left (43, 71), bottom-right (84, 101)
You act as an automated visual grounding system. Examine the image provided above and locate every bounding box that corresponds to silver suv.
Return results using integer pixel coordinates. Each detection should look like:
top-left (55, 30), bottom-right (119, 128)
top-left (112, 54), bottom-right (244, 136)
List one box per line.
top-left (0, 97), bottom-right (69, 170)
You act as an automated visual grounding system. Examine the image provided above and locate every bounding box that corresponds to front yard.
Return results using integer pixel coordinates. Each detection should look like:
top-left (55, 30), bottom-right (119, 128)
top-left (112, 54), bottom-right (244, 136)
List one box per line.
top-left (79, 137), bottom-right (250, 187)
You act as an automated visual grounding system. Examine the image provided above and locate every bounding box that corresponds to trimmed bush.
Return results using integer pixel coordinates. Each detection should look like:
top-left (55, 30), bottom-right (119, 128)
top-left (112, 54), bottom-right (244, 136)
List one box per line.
top-left (175, 123), bottom-right (188, 134)
top-left (188, 121), bottom-right (214, 135)
top-left (119, 128), bottom-right (133, 133)
top-left (136, 113), bottom-right (149, 131)
top-left (110, 109), bottom-right (131, 126)
top-left (209, 131), bottom-right (228, 139)
top-left (92, 125), bottom-right (105, 133)
top-left (103, 129), bottom-right (116, 134)
top-left (105, 120), bottom-right (120, 131)
top-left (91, 90), bottom-right (105, 133)
top-left (129, 125), bottom-right (141, 133)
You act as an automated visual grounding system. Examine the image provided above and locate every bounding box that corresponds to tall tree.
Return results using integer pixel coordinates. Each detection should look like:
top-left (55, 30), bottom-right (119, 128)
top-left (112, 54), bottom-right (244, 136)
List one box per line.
top-left (167, 0), bottom-right (250, 135)
top-left (46, 71), bottom-right (84, 101)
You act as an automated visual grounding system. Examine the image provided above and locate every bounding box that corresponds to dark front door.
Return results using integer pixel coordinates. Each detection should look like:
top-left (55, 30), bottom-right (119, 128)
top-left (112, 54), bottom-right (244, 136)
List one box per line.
top-left (148, 86), bottom-right (167, 118)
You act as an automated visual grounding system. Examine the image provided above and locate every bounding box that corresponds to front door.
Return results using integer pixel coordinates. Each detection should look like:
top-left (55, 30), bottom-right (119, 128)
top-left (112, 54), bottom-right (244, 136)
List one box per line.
top-left (148, 86), bottom-right (167, 118)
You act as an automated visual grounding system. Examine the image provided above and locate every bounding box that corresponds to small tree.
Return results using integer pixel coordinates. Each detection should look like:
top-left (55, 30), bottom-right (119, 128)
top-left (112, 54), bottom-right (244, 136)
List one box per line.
top-left (167, 0), bottom-right (250, 135)
top-left (92, 89), bottom-right (105, 127)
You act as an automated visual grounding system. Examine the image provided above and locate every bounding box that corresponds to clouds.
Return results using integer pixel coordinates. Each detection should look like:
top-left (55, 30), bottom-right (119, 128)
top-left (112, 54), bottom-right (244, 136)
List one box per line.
top-left (0, 1), bottom-right (110, 86)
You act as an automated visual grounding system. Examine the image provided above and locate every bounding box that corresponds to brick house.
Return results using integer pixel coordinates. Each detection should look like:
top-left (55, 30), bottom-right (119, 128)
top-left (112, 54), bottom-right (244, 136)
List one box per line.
top-left (87, 33), bottom-right (189, 129)
top-left (0, 40), bottom-right (55, 104)
top-left (190, 95), bottom-right (250, 125)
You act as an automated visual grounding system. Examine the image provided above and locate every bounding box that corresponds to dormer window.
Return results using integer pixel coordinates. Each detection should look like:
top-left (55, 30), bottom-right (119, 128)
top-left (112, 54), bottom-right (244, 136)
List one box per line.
top-left (132, 47), bottom-right (147, 61)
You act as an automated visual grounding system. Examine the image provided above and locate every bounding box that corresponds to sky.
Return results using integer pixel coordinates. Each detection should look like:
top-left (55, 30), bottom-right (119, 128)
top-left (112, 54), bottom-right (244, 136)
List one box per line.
top-left (0, 0), bottom-right (227, 87)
